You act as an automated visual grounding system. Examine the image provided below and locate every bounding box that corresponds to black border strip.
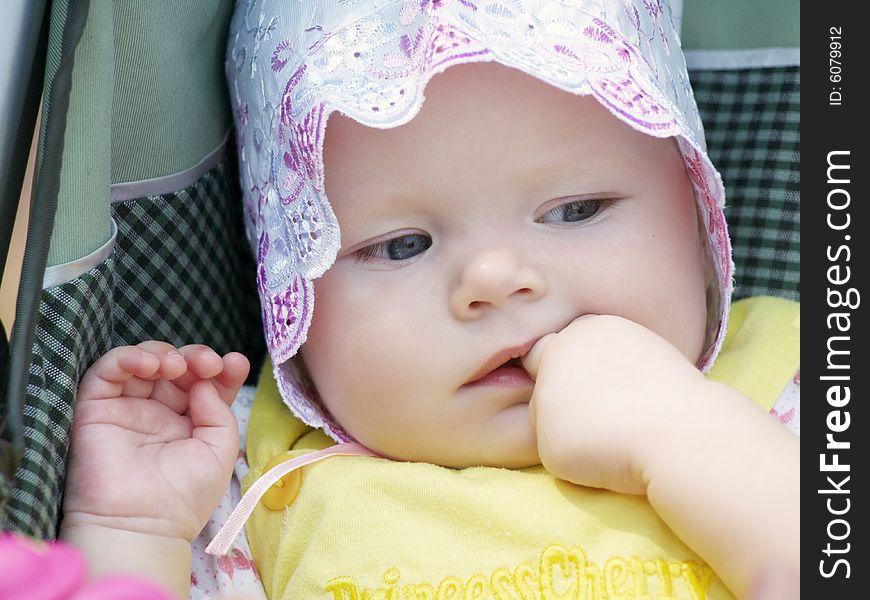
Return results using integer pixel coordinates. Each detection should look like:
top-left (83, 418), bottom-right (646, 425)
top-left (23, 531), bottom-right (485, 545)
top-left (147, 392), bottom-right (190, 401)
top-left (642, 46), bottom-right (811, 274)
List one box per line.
top-left (803, 4), bottom-right (867, 596)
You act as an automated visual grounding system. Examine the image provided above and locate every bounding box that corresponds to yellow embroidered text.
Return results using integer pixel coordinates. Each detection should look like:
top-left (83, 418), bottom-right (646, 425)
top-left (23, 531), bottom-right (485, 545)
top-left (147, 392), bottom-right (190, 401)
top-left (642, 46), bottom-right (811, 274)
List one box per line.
top-left (324, 545), bottom-right (716, 599)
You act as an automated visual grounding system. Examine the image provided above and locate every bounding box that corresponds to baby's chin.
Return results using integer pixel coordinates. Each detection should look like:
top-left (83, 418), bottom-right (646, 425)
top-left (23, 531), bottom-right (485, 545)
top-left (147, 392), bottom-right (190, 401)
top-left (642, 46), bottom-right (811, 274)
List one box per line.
top-left (362, 416), bottom-right (541, 469)
top-left (378, 445), bottom-right (541, 470)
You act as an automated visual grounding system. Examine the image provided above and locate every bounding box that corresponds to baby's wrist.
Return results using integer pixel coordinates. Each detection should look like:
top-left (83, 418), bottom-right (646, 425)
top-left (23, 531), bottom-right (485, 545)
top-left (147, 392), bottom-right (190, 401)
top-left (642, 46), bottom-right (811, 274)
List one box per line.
top-left (635, 376), bottom-right (734, 492)
top-left (59, 519), bottom-right (193, 563)
top-left (61, 508), bottom-right (198, 543)
top-left (60, 520), bottom-right (192, 599)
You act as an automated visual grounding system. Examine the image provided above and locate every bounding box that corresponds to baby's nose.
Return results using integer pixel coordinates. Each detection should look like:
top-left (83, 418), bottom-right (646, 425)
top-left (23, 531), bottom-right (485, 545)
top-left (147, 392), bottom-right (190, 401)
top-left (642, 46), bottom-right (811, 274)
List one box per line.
top-left (449, 248), bottom-right (548, 320)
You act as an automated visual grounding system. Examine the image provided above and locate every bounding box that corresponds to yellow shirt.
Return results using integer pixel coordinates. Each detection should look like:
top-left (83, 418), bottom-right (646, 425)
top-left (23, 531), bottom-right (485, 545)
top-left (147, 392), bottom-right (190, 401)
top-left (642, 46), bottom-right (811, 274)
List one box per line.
top-left (244, 296), bottom-right (799, 599)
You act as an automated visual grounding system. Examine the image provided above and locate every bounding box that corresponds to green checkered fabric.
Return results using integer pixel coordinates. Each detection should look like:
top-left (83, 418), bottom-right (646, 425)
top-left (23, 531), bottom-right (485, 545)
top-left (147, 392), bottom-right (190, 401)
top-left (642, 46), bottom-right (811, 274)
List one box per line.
top-left (3, 153), bottom-right (264, 537)
top-left (689, 66), bottom-right (800, 301)
top-left (110, 153), bottom-right (263, 359)
top-left (4, 260), bottom-right (115, 537)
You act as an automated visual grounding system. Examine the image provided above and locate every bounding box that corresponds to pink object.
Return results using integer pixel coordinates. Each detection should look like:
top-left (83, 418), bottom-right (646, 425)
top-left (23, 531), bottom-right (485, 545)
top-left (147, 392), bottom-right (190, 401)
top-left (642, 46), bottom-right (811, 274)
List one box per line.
top-left (0, 533), bottom-right (172, 600)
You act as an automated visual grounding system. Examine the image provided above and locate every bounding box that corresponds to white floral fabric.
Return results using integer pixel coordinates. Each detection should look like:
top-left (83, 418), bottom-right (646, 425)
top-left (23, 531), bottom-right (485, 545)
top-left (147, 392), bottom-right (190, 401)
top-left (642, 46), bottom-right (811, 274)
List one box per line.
top-left (191, 387), bottom-right (266, 600)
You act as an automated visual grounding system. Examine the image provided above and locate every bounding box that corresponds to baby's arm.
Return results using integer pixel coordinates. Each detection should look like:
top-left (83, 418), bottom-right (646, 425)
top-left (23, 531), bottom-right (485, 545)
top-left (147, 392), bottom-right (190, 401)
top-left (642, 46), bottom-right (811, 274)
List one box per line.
top-left (523, 316), bottom-right (798, 599)
top-left (643, 377), bottom-right (798, 599)
top-left (60, 342), bottom-right (250, 599)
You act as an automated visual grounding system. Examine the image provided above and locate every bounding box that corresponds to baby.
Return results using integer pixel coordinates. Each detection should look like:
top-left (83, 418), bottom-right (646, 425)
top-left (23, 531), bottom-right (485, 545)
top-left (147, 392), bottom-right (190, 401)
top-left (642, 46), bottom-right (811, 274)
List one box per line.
top-left (60, 1), bottom-right (799, 599)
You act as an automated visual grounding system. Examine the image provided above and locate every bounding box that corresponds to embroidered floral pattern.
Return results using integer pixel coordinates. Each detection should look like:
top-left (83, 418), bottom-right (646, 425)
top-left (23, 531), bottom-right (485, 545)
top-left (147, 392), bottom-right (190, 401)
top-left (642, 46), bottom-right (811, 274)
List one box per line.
top-left (228, 0), bottom-right (732, 437)
top-left (191, 387), bottom-right (267, 600)
top-left (771, 406), bottom-right (795, 426)
top-left (770, 368), bottom-right (800, 436)
top-left (271, 38), bottom-right (293, 72)
top-left (217, 548), bottom-right (260, 579)
top-left (643, 0), bottom-right (670, 54)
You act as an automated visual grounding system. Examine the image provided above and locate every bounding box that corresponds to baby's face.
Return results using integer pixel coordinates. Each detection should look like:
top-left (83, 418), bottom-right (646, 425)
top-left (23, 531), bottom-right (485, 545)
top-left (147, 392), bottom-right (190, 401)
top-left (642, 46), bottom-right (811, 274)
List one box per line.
top-left (302, 63), bottom-right (707, 467)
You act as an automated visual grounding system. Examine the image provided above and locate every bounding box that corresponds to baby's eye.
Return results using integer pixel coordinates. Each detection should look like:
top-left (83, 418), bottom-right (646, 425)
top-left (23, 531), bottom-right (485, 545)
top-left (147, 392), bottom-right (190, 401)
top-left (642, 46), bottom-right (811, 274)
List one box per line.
top-left (355, 233), bottom-right (432, 263)
top-left (537, 199), bottom-right (603, 224)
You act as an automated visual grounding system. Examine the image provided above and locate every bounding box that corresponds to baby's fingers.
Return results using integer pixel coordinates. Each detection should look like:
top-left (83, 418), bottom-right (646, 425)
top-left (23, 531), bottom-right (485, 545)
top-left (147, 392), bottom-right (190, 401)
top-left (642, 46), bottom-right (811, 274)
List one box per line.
top-left (520, 333), bottom-right (557, 380)
top-left (521, 315), bottom-right (599, 379)
top-left (122, 341), bottom-right (188, 399)
top-left (189, 380), bottom-right (240, 470)
top-left (212, 352), bottom-right (251, 405)
top-left (169, 345), bottom-right (225, 392)
top-left (168, 347), bottom-right (249, 405)
top-left (78, 346), bottom-right (162, 400)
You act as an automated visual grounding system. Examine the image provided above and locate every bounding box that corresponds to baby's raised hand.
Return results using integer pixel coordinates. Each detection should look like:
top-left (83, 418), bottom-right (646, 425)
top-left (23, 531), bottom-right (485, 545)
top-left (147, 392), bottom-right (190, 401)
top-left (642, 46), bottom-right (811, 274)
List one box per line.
top-left (62, 342), bottom-right (250, 543)
top-left (522, 315), bottom-right (706, 494)
top-left (524, 317), bottom-right (799, 597)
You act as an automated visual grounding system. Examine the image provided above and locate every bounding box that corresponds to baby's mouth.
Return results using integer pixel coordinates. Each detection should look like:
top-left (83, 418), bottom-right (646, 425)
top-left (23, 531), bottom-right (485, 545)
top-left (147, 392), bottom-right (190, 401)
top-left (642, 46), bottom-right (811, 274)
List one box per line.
top-left (463, 359), bottom-right (534, 388)
top-left (463, 342), bottom-right (538, 387)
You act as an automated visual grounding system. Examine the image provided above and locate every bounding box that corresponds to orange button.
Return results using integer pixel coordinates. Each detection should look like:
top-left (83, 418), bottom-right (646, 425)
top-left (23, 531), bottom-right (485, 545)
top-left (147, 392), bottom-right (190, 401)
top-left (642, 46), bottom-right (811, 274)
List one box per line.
top-left (261, 452), bottom-right (303, 511)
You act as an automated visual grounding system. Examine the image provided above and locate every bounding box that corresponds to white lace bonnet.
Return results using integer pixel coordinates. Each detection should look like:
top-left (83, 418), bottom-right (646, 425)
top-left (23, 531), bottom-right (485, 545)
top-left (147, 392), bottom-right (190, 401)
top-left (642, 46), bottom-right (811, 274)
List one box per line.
top-left (227, 0), bottom-right (734, 441)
